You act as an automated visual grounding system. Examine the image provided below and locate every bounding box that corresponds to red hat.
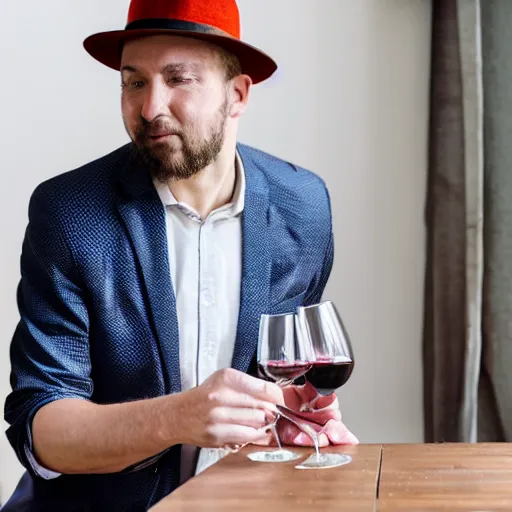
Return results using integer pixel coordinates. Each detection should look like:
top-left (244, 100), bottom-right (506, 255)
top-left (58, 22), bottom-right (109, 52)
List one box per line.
top-left (83, 0), bottom-right (277, 84)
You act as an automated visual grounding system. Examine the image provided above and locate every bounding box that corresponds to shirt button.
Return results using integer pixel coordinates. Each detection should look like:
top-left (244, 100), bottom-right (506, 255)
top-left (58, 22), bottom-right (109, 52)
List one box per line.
top-left (202, 293), bottom-right (214, 307)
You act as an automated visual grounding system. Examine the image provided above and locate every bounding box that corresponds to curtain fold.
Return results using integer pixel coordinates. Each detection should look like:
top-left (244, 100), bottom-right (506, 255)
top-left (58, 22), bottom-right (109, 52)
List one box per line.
top-left (424, 0), bottom-right (512, 443)
top-left (423, 0), bottom-right (473, 443)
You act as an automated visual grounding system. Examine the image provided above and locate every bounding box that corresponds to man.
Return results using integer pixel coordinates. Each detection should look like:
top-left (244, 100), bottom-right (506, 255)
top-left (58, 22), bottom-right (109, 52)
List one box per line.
top-left (3, 0), bottom-right (357, 510)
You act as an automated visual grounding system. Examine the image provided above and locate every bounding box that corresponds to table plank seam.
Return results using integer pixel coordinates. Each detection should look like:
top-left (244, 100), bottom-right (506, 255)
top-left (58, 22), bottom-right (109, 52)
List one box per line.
top-left (375, 445), bottom-right (383, 500)
top-left (374, 445), bottom-right (383, 512)
top-left (377, 443), bottom-right (512, 510)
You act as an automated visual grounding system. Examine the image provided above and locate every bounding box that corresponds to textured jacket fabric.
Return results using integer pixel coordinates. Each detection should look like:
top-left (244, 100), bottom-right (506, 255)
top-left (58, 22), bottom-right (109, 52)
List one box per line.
top-left (3, 142), bottom-right (334, 511)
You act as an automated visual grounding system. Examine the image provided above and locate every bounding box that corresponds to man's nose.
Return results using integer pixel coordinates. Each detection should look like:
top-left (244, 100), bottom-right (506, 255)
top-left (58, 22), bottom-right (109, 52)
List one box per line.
top-left (140, 82), bottom-right (170, 122)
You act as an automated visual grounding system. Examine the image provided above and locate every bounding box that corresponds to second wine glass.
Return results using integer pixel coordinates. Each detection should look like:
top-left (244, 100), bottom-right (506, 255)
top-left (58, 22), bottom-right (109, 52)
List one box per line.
top-left (296, 301), bottom-right (354, 410)
top-left (250, 312), bottom-right (312, 463)
top-left (290, 300), bottom-right (354, 470)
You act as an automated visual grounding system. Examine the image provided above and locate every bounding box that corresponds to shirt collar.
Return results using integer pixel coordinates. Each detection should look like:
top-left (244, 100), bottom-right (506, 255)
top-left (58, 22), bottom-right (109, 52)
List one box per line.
top-left (153, 150), bottom-right (246, 218)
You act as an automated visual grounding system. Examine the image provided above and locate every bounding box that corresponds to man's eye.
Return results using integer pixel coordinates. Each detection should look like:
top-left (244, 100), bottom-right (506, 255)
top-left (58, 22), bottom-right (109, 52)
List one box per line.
top-left (122, 80), bottom-right (144, 90)
top-left (167, 77), bottom-right (189, 85)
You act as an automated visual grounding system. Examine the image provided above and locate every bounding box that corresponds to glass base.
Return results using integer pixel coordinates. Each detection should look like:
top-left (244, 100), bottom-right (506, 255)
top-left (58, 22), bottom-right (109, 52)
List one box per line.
top-left (247, 449), bottom-right (303, 463)
top-left (295, 453), bottom-right (352, 469)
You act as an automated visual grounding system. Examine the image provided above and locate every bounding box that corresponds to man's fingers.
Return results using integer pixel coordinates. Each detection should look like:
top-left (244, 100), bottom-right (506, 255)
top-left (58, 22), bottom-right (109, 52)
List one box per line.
top-left (284, 382), bottom-right (338, 411)
top-left (210, 407), bottom-right (269, 429)
top-left (276, 417), bottom-right (358, 447)
top-left (284, 382), bottom-right (318, 403)
top-left (277, 422), bottom-right (329, 447)
top-left (251, 430), bottom-right (273, 447)
top-left (221, 369), bottom-right (284, 405)
top-left (210, 388), bottom-right (279, 416)
top-left (299, 382), bottom-right (319, 401)
top-left (321, 419), bottom-right (359, 445)
top-left (293, 407), bottom-right (342, 424)
top-left (313, 393), bottom-right (338, 410)
top-left (206, 424), bottom-right (271, 447)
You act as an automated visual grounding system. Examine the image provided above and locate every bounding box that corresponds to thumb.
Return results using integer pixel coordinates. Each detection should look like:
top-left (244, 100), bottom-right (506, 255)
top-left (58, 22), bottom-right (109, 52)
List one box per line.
top-left (321, 419), bottom-right (359, 445)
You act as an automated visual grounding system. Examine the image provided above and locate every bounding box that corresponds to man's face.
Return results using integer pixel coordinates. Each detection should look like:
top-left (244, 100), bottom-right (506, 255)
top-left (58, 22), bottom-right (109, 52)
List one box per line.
top-left (121, 35), bottom-right (232, 181)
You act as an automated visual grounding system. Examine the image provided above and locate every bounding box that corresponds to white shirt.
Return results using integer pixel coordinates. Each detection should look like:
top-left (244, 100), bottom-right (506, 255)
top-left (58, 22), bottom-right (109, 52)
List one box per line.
top-left (153, 152), bottom-right (245, 483)
top-left (28, 152), bottom-right (245, 483)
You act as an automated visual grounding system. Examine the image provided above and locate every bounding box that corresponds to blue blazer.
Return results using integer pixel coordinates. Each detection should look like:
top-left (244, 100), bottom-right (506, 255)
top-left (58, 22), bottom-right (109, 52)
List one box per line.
top-left (3, 142), bottom-right (334, 511)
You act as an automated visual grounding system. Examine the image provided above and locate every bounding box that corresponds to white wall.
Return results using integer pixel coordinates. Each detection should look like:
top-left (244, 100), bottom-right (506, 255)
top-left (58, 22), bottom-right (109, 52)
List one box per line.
top-left (0, 0), bottom-right (431, 503)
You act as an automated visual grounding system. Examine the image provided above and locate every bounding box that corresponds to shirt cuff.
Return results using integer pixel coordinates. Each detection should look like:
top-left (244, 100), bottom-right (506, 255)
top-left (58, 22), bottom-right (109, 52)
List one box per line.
top-left (24, 444), bottom-right (61, 480)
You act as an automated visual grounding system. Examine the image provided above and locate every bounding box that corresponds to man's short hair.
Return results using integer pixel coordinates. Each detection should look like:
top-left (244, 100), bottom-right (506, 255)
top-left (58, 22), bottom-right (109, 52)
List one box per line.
top-left (217, 47), bottom-right (242, 81)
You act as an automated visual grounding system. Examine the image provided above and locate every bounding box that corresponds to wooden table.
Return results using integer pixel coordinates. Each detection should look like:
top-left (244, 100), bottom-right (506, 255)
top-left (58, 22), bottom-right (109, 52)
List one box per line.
top-left (379, 443), bottom-right (512, 511)
top-left (150, 443), bottom-right (512, 511)
top-left (150, 445), bottom-right (382, 511)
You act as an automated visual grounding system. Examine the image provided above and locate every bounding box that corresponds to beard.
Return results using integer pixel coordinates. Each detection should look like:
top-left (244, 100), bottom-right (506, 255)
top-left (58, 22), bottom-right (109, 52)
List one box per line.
top-left (128, 96), bottom-right (229, 182)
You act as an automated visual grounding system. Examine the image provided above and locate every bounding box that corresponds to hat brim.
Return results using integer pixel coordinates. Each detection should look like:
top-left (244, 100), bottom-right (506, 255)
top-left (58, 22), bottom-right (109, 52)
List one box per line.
top-left (83, 29), bottom-right (277, 84)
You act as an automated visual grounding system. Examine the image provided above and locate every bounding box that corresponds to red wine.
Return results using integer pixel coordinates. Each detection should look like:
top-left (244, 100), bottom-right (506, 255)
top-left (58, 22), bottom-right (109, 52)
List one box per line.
top-left (306, 359), bottom-right (354, 394)
top-left (258, 361), bottom-right (312, 383)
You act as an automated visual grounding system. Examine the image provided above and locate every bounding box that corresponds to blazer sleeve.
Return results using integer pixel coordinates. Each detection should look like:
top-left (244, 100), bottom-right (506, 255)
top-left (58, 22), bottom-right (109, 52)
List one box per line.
top-left (4, 185), bottom-right (93, 478)
top-left (303, 183), bottom-right (335, 306)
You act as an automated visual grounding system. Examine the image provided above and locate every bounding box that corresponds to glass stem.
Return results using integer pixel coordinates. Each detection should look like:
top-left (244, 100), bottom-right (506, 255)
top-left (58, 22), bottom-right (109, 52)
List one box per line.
top-left (300, 393), bottom-right (322, 412)
top-left (270, 419), bottom-right (282, 450)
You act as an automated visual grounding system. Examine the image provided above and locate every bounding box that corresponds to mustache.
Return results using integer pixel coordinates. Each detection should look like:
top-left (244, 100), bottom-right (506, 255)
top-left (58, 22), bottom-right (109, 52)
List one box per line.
top-left (135, 118), bottom-right (182, 140)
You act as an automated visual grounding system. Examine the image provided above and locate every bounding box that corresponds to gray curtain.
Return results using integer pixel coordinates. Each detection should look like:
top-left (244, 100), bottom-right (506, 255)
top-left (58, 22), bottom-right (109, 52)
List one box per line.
top-left (424, 0), bottom-right (512, 443)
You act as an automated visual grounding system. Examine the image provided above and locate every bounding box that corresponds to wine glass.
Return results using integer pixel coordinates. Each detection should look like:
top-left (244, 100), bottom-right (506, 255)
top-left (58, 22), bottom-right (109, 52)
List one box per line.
top-left (257, 312), bottom-right (313, 386)
top-left (296, 300), bottom-right (354, 409)
top-left (291, 300), bottom-right (354, 469)
top-left (248, 312), bottom-right (313, 463)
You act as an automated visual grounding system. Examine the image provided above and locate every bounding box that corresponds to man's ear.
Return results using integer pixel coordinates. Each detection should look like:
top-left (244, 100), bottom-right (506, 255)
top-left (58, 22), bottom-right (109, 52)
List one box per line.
top-left (229, 74), bottom-right (252, 118)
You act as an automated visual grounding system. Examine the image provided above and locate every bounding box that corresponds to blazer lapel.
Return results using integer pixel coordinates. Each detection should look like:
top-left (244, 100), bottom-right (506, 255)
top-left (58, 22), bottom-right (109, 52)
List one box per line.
top-left (114, 149), bottom-right (182, 394)
top-left (231, 144), bottom-right (272, 373)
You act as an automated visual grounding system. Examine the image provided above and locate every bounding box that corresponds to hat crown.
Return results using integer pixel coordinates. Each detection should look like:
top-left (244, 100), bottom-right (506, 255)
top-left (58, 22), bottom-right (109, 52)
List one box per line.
top-left (127, 0), bottom-right (241, 39)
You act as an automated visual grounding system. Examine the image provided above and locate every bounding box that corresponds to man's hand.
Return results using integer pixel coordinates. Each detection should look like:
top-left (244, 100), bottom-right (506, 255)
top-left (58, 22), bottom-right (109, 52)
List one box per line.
top-left (31, 369), bottom-right (283, 475)
top-left (180, 368), bottom-right (284, 448)
top-left (276, 382), bottom-right (358, 447)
